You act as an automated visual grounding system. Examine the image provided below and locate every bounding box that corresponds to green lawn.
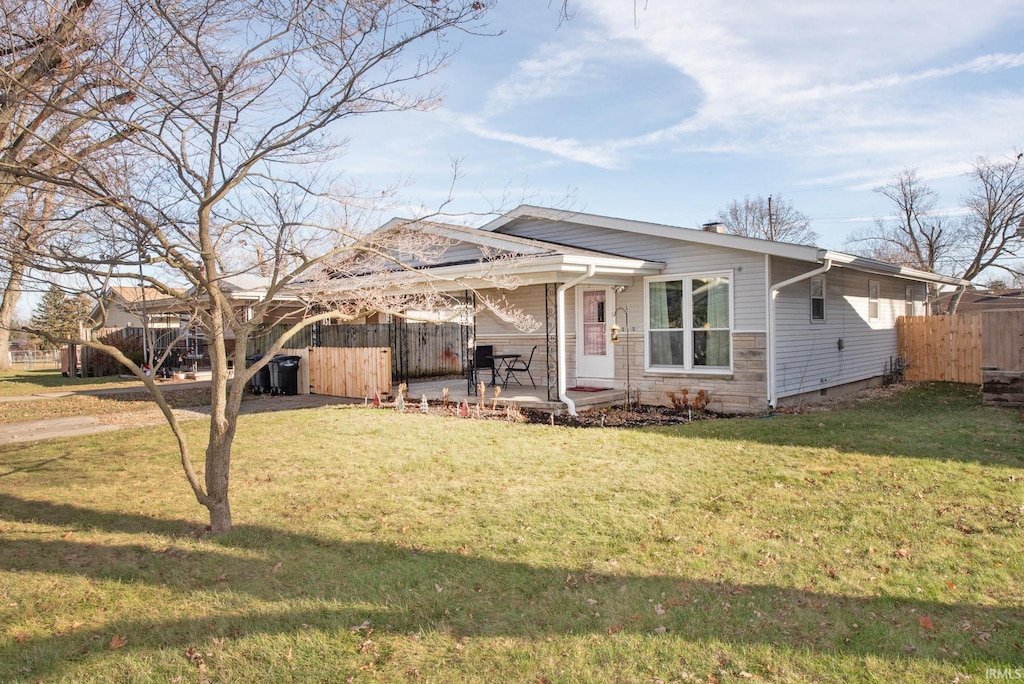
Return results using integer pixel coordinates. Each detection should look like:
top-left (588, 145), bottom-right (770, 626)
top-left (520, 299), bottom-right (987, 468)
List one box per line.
top-left (0, 383), bottom-right (1021, 682)
top-left (0, 369), bottom-right (141, 397)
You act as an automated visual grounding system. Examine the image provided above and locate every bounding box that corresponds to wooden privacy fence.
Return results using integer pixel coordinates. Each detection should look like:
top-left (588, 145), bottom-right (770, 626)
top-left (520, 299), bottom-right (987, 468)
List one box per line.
top-left (306, 347), bottom-right (392, 399)
top-left (980, 311), bottom-right (1024, 372)
top-left (249, 321), bottom-right (466, 379)
top-left (897, 314), bottom-right (982, 384)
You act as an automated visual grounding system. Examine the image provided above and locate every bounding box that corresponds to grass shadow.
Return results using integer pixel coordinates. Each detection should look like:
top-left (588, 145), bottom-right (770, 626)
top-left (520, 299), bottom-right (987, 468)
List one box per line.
top-left (1, 494), bottom-right (1020, 680)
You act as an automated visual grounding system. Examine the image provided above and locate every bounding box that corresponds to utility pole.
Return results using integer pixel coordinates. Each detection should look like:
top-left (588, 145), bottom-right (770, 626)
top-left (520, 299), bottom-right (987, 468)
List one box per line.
top-left (767, 194), bottom-right (775, 241)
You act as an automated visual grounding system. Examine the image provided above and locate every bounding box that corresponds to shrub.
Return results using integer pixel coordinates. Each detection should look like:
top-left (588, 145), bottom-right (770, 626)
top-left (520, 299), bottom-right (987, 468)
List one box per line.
top-left (86, 330), bottom-right (144, 377)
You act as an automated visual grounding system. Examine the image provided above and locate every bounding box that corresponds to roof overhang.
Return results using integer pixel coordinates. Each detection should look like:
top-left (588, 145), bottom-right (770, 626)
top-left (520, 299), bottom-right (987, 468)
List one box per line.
top-left (821, 251), bottom-right (969, 287)
top-left (324, 252), bottom-right (665, 296)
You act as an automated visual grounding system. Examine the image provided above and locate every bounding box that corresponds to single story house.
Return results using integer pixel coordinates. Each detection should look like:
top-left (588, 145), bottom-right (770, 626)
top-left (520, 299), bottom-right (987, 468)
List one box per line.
top-left (89, 286), bottom-right (185, 331)
top-left (332, 205), bottom-right (969, 414)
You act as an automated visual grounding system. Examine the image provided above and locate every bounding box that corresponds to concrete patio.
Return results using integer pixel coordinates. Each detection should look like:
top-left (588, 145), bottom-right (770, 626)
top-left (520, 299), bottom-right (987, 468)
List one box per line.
top-left (404, 377), bottom-right (629, 414)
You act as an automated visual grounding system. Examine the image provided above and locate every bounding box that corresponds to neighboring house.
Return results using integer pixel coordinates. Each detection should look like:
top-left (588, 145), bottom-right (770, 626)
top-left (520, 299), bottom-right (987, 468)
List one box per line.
top-left (359, 206), bottom-right (966, 414)
top-left (88, 276), bottom-right (300, 364)
top-left (937, 288), bottom-right (1024, 313)
top-left (89, 286), bottom-right (183, 331)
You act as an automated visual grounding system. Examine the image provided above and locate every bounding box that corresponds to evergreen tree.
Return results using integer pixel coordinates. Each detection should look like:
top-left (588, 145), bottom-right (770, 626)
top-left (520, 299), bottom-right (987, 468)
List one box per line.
top-left (30, 286), bottom-right (83, 349)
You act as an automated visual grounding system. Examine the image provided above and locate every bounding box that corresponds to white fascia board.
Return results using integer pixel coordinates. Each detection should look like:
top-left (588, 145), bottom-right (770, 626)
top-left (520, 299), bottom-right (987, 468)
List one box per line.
top-left (482, 205), bottom-right (823, 262)
top-left (330, 254), bottom-right (663, 296)
top-left (822, 251), bottom-right (968, 286)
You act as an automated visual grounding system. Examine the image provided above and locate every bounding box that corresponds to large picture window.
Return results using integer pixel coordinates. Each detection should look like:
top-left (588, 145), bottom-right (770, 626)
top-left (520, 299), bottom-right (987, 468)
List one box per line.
top-left (648, 274), bottom-right (731, 370)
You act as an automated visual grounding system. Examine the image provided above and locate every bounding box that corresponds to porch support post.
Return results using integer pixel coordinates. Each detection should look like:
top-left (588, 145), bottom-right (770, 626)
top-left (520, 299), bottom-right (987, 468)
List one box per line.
top-left (557, 264), bottom-right (596, 416)
top-left (544, 284), bottom-right (558, 401)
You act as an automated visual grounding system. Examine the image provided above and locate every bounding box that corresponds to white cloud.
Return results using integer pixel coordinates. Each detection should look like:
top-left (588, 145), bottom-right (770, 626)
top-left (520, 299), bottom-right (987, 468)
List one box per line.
top-left (459, 115), bottom-right (621, 168)
top-left (456, 0), bottom-right (1024, 179)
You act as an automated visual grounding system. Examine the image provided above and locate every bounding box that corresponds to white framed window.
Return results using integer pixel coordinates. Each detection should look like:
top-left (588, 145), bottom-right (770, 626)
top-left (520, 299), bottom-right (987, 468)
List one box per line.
top-left (646, 273), bottom-right (732, 371)
top-left (905, 284), bottom-right (915, 317)
top-left (810, 276), bottom-right (826, 322)
top-left (868, 280), bottom-right (880, 321)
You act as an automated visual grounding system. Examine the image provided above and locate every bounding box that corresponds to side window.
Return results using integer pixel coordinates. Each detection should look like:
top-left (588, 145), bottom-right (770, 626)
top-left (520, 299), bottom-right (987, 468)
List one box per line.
top-left (868, 281), bottom-right (880, 321)
top-left (905, 284), bottom-right (915, 317)
top-left (810, 276), bottom-right (826, 322)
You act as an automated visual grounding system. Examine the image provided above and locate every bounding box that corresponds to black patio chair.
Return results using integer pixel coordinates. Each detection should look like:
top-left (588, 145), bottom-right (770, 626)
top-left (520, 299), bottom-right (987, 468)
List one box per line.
top-left (503, 346), bottom-right (537, 387)
top-left (467, 344), bottom-right (495, 394)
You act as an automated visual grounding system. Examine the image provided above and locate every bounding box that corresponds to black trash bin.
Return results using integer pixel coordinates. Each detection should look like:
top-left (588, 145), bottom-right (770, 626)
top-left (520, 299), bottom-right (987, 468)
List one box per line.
top-left (247, 353), bottom-right (278, 395)
top-left (270, 355), bottom-right (301, 395)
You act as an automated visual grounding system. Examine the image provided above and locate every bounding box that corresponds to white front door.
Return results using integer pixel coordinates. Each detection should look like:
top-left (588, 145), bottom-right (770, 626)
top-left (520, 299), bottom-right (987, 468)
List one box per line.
top-left (576, 286), bottom-right (615, 385)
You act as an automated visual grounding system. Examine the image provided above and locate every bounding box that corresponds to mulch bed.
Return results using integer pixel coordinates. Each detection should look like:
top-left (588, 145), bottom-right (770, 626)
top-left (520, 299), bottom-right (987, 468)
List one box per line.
top-left (375, 399), bottom-right (716, 429)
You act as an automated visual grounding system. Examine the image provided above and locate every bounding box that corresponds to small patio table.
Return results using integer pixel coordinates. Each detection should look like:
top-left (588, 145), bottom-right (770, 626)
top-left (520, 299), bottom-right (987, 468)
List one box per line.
top-left (486, 354), bottom-right (521, 387)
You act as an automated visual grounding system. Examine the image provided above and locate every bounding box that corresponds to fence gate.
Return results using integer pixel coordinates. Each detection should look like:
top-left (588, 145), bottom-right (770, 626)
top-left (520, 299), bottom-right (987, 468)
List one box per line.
top-left (897, 314), bottom-right (982, 384)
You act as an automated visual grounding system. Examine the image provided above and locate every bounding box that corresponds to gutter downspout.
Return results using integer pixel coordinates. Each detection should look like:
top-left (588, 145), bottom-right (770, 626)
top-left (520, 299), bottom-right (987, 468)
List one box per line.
top-left (557, 264), bottom-right (596, 416)
top-left (768, 259), bottom-right (832, 409)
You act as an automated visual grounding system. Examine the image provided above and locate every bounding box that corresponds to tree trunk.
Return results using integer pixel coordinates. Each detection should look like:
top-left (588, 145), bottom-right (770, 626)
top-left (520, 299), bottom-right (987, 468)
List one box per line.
top-left (945, 287), bottom-right (965, 315)
top-left (206, 490), bottom-right (233, 534)
top-left (0, 259), bottom-right (27, 372)
top-left (203, 367), bottom-right (236, 533)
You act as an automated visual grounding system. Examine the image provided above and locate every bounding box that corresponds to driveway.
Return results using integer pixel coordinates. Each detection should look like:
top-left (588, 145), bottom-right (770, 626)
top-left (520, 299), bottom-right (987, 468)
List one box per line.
top-left (0, 391), bottom-right (360, 445)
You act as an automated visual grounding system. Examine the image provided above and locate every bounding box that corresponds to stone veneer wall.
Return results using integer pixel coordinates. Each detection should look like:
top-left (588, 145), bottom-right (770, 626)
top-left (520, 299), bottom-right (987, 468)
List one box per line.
top-left (476, 331), bottom-right (770, 415)
top-left (624, 332), bottom-right (769, 415)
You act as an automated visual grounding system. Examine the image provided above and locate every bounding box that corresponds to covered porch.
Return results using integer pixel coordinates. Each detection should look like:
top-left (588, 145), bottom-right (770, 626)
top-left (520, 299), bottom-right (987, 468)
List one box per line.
top-left (405, 377), bottom-right (631, 415)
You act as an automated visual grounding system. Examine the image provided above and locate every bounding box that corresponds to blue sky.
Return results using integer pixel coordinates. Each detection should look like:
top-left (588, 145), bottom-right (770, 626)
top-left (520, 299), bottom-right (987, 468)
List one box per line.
top-left (340, 0), bottom-right (1024, 252)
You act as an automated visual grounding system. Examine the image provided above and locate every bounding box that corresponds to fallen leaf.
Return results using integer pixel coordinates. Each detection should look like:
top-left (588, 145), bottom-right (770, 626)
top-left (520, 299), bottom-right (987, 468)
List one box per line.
top-left (894, 548), bottom-right (912, 558)
top-left (653, 625), bottom-right (667, 634)
top-left (434, 583), bottom-right (443, 593)
top-left (273, 562), bottom-right (283, 573)
top-left (946, 580), bottom-right (957, 592)
top-left (350, 621), bottom-right (371, 632)
top-left (919, 615), bottom-right (934, 631)
top-left (109, 635), bottom-right (128, 649)
top-left (654, 603), bottom-right (666, 616)
top-left (13, 633), bottom-right (29, 643)
top-left (63, 531), bottom-right (74, 540)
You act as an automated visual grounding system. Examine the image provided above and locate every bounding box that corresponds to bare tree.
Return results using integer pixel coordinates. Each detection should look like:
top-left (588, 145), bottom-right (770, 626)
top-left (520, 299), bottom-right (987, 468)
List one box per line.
top-left (846, 169), bottom-right (951, 271)
top-left (21, 0), bottom-right (529, 534)
top-left (716, 194), bottom-right (817, 244)
top-left (0, 0), bottom-right (134, 370)
top-left (945, 155), bottom-right (1024, 312)
top-left (0, 189), bottom-right (53, 367)
top-left (847, 160), bottom-right (1024, 313)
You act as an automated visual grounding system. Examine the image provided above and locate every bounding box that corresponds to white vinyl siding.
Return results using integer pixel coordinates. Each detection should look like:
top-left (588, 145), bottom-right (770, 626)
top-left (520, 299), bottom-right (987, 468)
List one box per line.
top-left (473, 284), bottom-right (550, 338)
top-left (497, 219), bottom-right (767, 331)
top-left (773, 260), bottom-right (911, 398)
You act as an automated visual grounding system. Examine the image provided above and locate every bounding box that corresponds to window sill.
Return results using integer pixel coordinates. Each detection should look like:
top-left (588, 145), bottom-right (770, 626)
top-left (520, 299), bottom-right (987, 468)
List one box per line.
top-left (644, 367), bottom-right (733, 378)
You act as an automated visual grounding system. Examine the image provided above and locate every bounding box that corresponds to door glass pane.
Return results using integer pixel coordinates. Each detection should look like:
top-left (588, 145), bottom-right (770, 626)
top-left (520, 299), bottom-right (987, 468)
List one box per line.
top-left (583, 290), bottom-right (606, 356)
